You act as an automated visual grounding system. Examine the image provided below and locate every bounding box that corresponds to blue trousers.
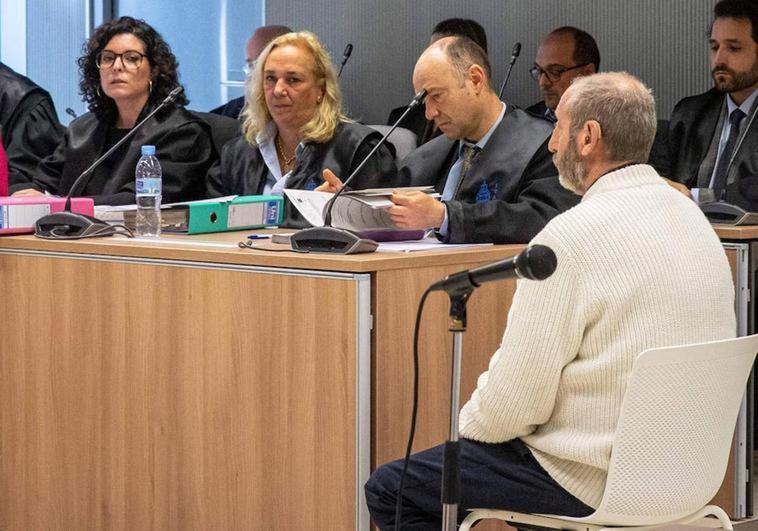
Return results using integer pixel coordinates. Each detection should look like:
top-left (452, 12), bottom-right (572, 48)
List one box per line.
top-left (365, 438), bottom-right (593, 530)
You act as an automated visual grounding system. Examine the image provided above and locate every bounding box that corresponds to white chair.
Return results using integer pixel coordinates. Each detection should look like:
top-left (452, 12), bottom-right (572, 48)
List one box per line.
top-left (367, 125), bottom-right (417, 161)
top-left (460, 334), bottom-right (758, 531)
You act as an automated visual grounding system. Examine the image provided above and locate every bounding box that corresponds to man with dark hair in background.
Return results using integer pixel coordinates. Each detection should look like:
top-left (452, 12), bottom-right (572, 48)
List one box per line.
top-left (651, 0), bottom-right (758, 210)
top-left (211, 24), bottom-right (291, 119)
top-left (527, 26), bottom-right (599, 123)
top-left (386, 18), bottom-right (488, 146)
top-left (324, 36), bottom-right (577, 244)
top-left (0, 62), bottom-right (64, 188)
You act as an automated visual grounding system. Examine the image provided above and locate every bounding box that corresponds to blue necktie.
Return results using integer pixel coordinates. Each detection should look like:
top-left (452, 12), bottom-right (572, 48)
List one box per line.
top-left (712, 108), bottom-right (747, 192)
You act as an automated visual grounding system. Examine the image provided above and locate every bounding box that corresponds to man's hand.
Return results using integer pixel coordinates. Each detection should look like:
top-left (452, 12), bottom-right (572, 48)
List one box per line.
top-left (11, 189), bottom-right (45, 197)
top-left (661, 177), bottom-right (692, 199)
top-left (315, 168), bottom-right (343, 193)
top-left (388, 191), bottom-right (445, 229)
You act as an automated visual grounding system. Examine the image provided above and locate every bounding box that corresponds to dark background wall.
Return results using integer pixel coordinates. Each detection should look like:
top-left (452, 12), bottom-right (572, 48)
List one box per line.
top-left (266, 0), bottom-right (715, 125)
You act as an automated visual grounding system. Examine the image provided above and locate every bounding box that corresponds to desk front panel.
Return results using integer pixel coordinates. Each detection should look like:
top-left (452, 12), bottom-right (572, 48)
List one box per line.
top-left (0, 250), bottom-right (366, 530)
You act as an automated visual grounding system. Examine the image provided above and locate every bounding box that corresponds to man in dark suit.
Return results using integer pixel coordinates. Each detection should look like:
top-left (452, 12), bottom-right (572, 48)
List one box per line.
top-left (323, 36), bottom-right (578, 243)
top-left (650, 0), bottom-right (758, 210)
top-left (526, 27), bottom-right (599, 124)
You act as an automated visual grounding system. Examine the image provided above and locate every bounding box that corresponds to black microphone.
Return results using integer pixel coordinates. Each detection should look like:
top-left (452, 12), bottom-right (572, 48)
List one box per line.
top-left (34, 86), bottom-right (184, 239)
top-left (289, 88), bottom-right (428, 254)
top-left (65, 107), bottom-right (78, 120)
top-left (498, 42), bottom-right (522, 100)
top-left (337, 43), bottom-right (354, 78)
top-left (430, 244), bottom-right (557, 295)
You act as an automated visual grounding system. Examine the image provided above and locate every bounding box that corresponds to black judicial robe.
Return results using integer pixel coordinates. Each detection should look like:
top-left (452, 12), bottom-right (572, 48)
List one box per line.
top-left (206, 121), bottom-right (399, 228)
top-left (0, 62), bottom-right (64, 189)
top-left (525, 100), bottom-right (555, 123)
top-left (399, 106), bottom-right (579, 244)
top-left (210, 96), bottom-right (244, 120)
top-left (650, 88), bottom-right (758, 210)
top-left (16, 104), bottom-right (214, 205)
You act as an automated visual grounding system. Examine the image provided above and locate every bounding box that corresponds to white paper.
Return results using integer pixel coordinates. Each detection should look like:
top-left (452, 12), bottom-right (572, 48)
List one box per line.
top-left (376, 238), bottom-right (493, 252)
top-left (283, 189), bottom-right (333, 226)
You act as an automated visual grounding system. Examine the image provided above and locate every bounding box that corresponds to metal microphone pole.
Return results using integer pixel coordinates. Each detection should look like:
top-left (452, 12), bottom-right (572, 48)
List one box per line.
top-left (440, 288), bottom-right (473, 531)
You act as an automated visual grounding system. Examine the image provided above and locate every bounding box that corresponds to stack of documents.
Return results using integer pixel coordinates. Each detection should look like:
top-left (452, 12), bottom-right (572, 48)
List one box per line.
top-left (284, 186), bottom-right (438, 239)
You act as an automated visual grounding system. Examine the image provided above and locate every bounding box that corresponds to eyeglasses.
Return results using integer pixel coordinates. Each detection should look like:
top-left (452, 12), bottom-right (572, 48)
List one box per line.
top-left (96, 50), bottom-right (146, 70)
top-left (529, 63), bottom-right (590, 83)
top-left (242, 59), bottom-right (257, 76)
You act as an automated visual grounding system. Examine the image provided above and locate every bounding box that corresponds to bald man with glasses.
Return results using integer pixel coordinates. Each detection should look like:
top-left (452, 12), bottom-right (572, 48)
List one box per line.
top-left (527, 27), bottom-right (599, 123)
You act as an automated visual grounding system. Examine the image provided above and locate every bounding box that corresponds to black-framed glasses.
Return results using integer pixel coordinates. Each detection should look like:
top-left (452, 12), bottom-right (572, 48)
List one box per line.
top-left (96, 50), bottom-right (146, 70)
top-left (529, 63), bottom-right (590, 83)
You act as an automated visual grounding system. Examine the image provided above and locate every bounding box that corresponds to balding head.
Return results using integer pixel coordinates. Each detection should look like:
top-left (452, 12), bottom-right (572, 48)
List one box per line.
top-left (246, 25), bottom-right (292, 62)
top-left (412, 36), bottom-right (500, 141)
top-left (418, 35), bottom-right (491, 85)
top-left (534, 27), bottom-right (598, 110)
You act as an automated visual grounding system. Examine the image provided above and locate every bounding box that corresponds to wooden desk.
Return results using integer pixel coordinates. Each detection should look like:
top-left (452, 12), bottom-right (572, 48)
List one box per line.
top-left (0, 233), bottom-right (520, 530)
top-left (713, 226), bottom-right (758, 519)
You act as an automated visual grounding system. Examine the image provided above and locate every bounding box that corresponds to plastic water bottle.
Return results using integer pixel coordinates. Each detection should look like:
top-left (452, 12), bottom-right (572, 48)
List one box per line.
top-left (135, 145), bottom-right (162, 236)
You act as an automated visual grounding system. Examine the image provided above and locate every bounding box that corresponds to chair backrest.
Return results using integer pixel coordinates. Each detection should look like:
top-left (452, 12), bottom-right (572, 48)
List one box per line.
top-left (367, 125), bottom-right (417, 162)
top-left (588, 334), bottom-right (758, 526)
top-left (189, 110), bottom-right (241, 155)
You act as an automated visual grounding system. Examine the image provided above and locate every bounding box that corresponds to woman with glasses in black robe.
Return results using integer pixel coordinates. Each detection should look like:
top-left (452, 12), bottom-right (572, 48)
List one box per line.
top-left (11, 16), bottom-right (214, 205)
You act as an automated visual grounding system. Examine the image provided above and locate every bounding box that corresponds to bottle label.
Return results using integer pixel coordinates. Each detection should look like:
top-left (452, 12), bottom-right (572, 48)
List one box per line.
top-left (136, 177), bottom-right (162, 195)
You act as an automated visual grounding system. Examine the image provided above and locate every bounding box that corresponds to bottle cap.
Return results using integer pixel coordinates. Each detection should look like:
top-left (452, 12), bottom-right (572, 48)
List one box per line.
top-left (141, 145), bottom-right (156, 156)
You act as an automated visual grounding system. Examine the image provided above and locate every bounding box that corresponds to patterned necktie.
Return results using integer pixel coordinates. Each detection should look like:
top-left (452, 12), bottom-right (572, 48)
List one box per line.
top-left (712, 108), bottom-right (747, 192)
top-left (453, 144), bottom-right (479, 199)
top-left (442, 144), bottom-right (479, 201)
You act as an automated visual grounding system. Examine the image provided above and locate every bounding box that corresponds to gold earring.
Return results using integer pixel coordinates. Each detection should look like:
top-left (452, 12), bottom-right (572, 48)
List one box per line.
top-left (149, 80), bottom-right (153, 94)
top-left (96, 85), bottom-right (102, 97)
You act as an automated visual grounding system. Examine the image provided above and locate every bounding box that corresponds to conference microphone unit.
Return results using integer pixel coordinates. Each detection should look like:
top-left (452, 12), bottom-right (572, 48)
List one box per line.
top-left (498, 42), bottom-right (521, 100)
top-left (337, 43), bottom-right (354, 78)
top-left (34, 86), bottom-right (184, 240)
top-left (430, 244), bottom-right (556, 295)
top-left (289, 88), bottom-right (428, 254)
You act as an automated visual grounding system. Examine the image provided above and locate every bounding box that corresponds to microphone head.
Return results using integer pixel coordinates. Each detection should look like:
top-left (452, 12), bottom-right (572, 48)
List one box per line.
top-left (166, 86), bottom-right (184, 103)
top-left (410, 88), bottom-right (428, 108)
top-left (343, 43), bottom-right (354, 59)
top-left (512, 42), bottom-right (522, 57)
top-left (518, 244), bottom-right (557, 280)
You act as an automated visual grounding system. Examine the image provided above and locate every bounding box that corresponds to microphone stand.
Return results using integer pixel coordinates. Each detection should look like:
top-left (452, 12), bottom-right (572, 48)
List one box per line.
top-left (34, 86), bottom-right (184, 239)
top-left (289, 88), bottom-right (427, 254)
top-left (498, 42), bottom-right (522, 100)
top-left (438, 280), bottom-right (474, 531)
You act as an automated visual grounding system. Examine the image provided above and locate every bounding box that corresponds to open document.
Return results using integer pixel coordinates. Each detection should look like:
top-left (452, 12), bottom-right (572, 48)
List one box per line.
top-left (284, 186), bottom-right (439, 236)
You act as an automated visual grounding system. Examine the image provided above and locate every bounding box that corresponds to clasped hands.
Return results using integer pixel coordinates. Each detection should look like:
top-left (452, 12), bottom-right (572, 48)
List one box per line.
top-left (317, 169), bottom-right (445, 229)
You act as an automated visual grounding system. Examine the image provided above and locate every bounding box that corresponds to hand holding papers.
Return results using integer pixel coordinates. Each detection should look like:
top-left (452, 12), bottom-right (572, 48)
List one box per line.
top-left (284, 186), bottom-right (439, 236)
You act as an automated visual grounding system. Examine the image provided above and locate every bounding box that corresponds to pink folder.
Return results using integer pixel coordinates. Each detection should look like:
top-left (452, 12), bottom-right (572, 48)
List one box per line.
top-left (0, 196), bottom-right (95, 235)
top-left (0, 139), bottom-right (7, 197)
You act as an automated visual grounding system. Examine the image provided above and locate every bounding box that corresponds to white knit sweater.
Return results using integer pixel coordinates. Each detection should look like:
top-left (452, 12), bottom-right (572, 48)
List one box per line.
top-left (458, 165), bottom-right (736, 508)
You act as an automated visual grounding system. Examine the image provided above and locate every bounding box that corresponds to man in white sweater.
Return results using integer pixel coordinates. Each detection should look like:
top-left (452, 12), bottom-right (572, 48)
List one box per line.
top-left (365, 72), bottom-right (736, 530)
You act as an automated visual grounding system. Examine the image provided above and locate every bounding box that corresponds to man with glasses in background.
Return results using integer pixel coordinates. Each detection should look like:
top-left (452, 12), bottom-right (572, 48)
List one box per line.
top-left (211, 24), bottom-right (291, 119)
top-left (527, 27), bottom-right (599, 123)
